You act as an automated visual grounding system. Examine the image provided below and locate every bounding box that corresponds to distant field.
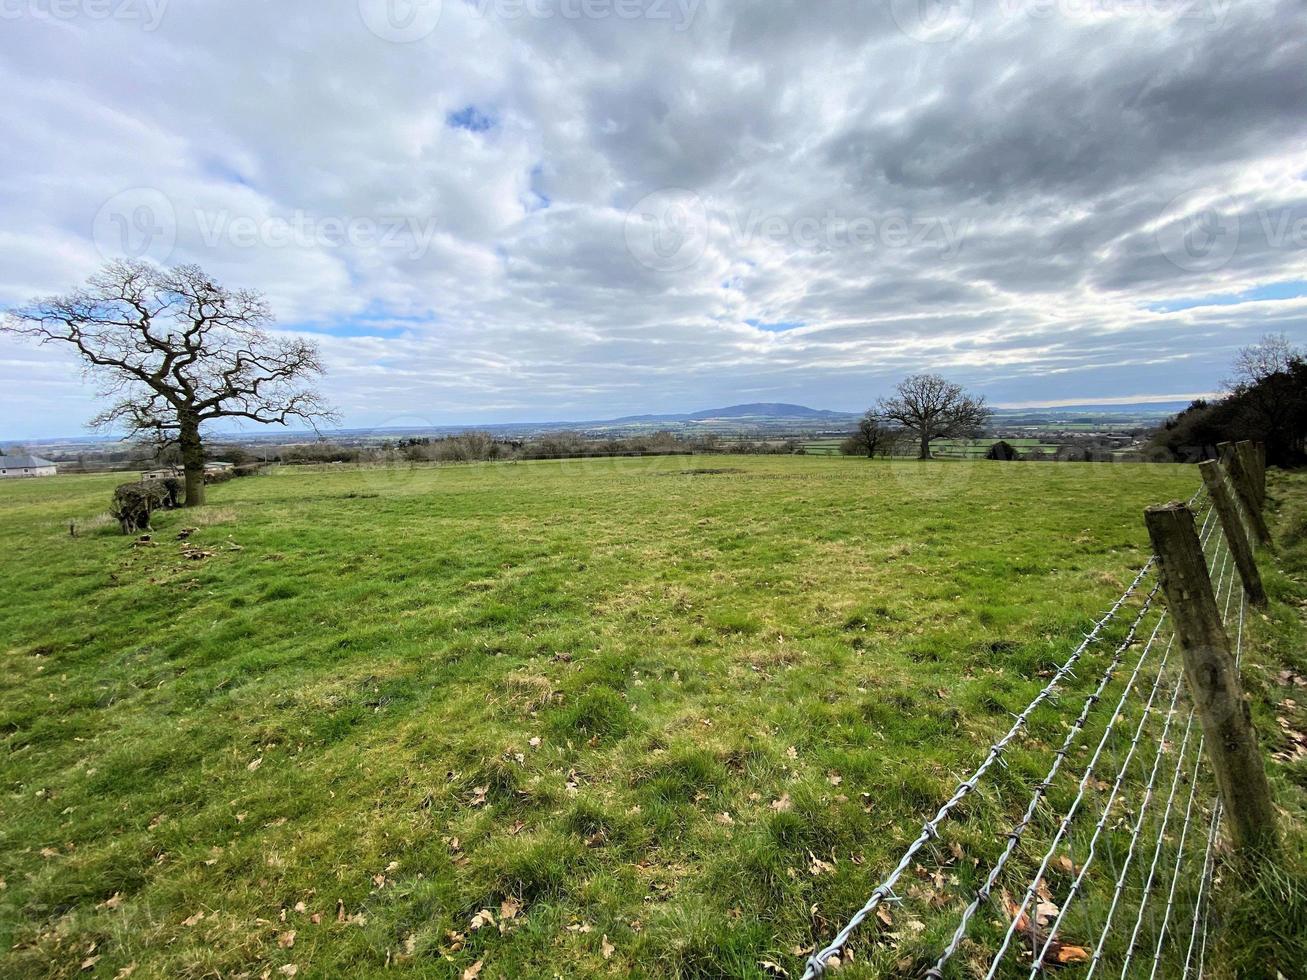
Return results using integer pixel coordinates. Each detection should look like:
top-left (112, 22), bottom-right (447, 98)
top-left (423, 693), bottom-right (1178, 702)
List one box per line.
top-left (0, 457), bottom-right (1245, 977)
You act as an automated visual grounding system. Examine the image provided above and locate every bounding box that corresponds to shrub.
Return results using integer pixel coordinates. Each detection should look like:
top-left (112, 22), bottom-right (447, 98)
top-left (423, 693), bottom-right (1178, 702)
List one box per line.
top-left (985, 440), bottom-right (1019, 461)
top-left (110, 482), bottom-right (168, 534)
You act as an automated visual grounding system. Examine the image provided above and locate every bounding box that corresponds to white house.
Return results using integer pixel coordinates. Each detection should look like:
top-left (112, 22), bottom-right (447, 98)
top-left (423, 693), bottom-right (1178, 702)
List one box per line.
top-left (0, 454), bottom-right (57, 478)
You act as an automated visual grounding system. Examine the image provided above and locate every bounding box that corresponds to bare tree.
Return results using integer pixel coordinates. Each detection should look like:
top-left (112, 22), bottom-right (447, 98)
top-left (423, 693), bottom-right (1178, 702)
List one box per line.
top-left (4, 260), bottom-right (335, 506)
top-left (1223, 333), bottom-right (1307, 463)
top-left (839, 410), bottom-right (902, 458)
top-left (1226, 333), bottom-right (1301, 389)
top-left (876, 374), bottom-right (989, 460)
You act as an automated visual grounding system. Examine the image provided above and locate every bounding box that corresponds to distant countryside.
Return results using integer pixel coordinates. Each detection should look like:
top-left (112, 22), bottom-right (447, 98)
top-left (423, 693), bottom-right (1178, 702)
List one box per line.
top-left (4, 5), bottom-right (1307, 980)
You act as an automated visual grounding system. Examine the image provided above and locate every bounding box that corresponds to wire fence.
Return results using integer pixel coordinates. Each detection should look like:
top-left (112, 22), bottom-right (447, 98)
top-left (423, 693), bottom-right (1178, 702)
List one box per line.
top-left (803, 483), bottom-right (1263, 978)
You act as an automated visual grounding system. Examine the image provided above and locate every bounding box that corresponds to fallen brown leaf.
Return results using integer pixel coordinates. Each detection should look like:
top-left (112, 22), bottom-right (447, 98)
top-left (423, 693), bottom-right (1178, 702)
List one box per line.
top-left (1053, 855), bottom-right (1081, 876)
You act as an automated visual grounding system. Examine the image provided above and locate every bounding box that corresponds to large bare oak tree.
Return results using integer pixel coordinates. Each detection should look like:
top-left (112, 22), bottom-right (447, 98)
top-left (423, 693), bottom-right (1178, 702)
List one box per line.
top-left (4, 260), bottom-right (335, 506)
top-left (876, 374), bottom-right (989, 460)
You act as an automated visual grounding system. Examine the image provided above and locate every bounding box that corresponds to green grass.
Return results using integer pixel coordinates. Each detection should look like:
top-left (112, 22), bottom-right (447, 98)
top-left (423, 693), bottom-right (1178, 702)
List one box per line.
top-left (1, 456), bottom-right (1303, 978)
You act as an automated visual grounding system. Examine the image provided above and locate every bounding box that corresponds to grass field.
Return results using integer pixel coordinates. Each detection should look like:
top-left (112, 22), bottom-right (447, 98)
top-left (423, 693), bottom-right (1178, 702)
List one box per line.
top-left (2, 457), bottom-right (1305, 978)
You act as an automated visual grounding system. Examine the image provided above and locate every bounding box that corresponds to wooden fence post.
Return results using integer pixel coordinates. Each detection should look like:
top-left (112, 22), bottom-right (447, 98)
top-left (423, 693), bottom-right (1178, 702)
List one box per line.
top-left (1236, 440), bottom-right (1265, 507)
top-left (1254, 441), bottom-right (1267, 497)
top-left (1218, 441), bottom-right (1272, 546)
top-left (1145, 502), bottom-right (1277, 858)
top-left (1199, 460), bottom-right (1267, 607)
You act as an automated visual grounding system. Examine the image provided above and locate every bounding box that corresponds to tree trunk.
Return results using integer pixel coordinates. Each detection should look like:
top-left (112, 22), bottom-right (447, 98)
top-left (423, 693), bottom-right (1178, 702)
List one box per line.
top-left (179, 414), bottom-right (206, 507)
top-left (918, 432), bottom-right (931, 460)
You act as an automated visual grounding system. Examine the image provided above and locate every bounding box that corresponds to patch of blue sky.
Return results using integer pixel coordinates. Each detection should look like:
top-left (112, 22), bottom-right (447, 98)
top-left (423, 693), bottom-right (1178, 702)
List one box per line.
top-left (1148, 279), bottom-right (1307, 313)
top-left (447, 105), bottom-right (496, 133)
top-left (746, 318), bottom-right (805, 332)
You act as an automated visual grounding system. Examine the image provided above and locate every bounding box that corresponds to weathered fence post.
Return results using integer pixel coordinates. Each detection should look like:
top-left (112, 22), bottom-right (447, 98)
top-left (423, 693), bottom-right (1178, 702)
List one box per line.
top-left (1218, 440), bottom-right (1272, 546)
top-left (1236, 440), bottom-right (1265, 507)
top-left (1254, 441), bottom-right (1267, 498)
top-left (1199, 460), bottom-right (1267, 607)
top-left (1145, 502), bottom-right (1277, 858)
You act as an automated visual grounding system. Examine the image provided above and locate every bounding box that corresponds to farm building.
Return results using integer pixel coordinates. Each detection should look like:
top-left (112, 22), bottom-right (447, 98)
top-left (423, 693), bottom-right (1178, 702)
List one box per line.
top-left (0, 454), bottom-right (57, 478)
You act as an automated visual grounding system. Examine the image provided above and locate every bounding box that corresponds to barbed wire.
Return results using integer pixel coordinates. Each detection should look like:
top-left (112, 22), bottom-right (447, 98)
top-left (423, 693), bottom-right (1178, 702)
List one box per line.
top-left (923, 583), bottom-right (1163, 977)
top-left (1031, 537), bottom-right (1235, 975)
top-left (1083, 704), bottom-right (1198, 977)
top-left (977, 505), bottom-right (1225, 976)
top-left (803, 481), bottom-right (1256, 979)
top-left (1145, 724), bottom-right (1209, 979)
top-left (982, 614), bottom-right (1173, 978)
top-left (801, 558), bottom-right (1158, 978)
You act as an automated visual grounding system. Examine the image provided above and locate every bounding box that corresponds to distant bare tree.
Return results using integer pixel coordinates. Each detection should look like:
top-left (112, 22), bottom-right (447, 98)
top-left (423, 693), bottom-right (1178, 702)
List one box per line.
top-left (840, 410), bottom-right (902, 458)
top-left (1223, 333), bottom-right (1307, 462)
top-left (4, 260), bottom-right (335, 506)
top-left (1226, 333), bottom-right (1302, 390)
top-left (876, 374), bottom-right (989, 460)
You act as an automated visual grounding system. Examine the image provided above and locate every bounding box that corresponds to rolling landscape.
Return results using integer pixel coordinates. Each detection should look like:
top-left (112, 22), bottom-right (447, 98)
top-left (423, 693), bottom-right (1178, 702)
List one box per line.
top-left (3, 2), bottom-right (1307, 979)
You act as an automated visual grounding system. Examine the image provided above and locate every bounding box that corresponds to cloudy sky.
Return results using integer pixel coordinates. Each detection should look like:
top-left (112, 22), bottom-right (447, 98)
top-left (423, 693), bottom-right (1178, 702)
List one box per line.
top-left (1, 0), bottom-right (1305, 438)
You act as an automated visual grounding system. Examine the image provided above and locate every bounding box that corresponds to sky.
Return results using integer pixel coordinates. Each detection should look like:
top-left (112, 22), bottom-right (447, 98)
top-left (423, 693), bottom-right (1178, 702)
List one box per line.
top-left (1, 0), bottom-right (1306, 439)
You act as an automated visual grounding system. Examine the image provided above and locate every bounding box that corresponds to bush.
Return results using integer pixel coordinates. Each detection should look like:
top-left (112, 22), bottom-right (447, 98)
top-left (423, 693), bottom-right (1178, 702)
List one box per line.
top-left (110, 482), bottom-right (169, 534)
